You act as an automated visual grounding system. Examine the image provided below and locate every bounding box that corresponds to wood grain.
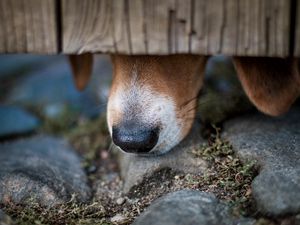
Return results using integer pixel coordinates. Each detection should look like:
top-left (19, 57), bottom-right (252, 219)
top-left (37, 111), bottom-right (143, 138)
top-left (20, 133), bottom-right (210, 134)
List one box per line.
top-left (62, 0), bottom-right (291, 56)
top-left (63, 0), bottom-right (112, 54)
top-left (0, 0), bottom-right (57, 53)
top-left (294, 0), bottom-right (300, 56)
top-left (191, 0), bottom-right (290, 56)
top-left (0, 0), bottom-right (293, 56)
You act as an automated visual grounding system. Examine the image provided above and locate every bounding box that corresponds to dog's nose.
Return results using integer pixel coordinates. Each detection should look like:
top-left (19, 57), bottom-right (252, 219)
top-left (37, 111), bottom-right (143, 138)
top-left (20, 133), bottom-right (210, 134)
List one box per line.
top-left (112, 123), bottom-right (159, 153)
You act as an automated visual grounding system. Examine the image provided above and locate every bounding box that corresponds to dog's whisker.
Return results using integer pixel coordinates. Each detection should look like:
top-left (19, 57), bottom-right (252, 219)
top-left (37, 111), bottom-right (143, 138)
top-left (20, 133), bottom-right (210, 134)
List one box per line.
top-left (105, 55), bottom-right (209, 155)
top-left (177, 105), bottom-right (198, 113)
top-left (180, 95), bottom-right (199, 108)
top-left (178, 90), bottom-right (246, 113)
top-left (178, 95), bottom-right (229, 113)
top-left (197, 94), bottom-right (244, 106)
top-left (177, 111), bottom-right (198, 120)
top-left (177, 102), bottom-right (198, 112)
top-left (183, 105), bottom-right (198, 111)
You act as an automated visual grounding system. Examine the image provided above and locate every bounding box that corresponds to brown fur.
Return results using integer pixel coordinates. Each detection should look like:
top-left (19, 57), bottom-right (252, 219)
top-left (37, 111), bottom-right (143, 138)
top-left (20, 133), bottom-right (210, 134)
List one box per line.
top-left (68, 53), bottom-right (93, 90)
top-left (233, 57), bottom-right (300, 116)
top-left (109, 55), bottom-right (208, 137)
top-left (69, 54), bottom-right (300, 133)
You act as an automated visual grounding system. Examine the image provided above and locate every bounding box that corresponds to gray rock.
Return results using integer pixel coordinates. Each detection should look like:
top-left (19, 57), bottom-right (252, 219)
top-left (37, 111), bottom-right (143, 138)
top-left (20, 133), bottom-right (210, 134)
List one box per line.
top-left (0, 136), bottom-right (90, 207)
top-left (0, 55), bottom-right (61, 79)
top-left (118, 124), bottom-right (208, 193)
top-left (5, 55), bottom-right (111, 119)
top-left (0, 209), bottom-right (14, 225)
top-left (205, 55), bottom-right (239, 93)
top-left (133, 190), bottom-right (255, 225)
top-left (223, 106), bottom-right (300, 216)
top-left (252, 168), bottom-right (300, 216)
top-left (0, 105), bottom-right (40, 137)
top-left (199, 56), bottom-right (252, 124)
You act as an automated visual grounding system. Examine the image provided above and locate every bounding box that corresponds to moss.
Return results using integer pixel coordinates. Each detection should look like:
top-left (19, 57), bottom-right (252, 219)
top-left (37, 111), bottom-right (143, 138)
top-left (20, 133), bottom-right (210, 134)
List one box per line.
top-left (2, 115), bottom-right (114, 225)
top-left (198, 87), bottom-right (253, 125)
top-left (64, 115), bottom-right (111, 168)
top-left (191, 125), bottom-right (258, 216)
top-left (254, 218), bottom-right (277, 225)
top-left (2, 121), bottom-right (287, 225)
top-left (126, 125), bottom-right (258, 220)
top-left (2, 196), bottom-right (110, 225)
top-left (40, 106), bottom-right (80, 135)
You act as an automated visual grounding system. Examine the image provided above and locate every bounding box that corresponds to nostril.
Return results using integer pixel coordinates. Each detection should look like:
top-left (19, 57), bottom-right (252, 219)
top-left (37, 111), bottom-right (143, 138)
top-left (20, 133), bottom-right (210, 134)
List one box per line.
top-left (146, 129), bottom-right (159, 149)
top-left (112, 124), bottom-right (159, 153)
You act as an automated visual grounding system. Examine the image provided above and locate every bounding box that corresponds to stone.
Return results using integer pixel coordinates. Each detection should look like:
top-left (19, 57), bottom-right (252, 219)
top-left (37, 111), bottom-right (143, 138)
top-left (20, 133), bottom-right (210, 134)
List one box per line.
top-left (0, 136), bottom-right (91, 207)
top-left (252, 168), bottom-right (300, 216)
top-left (111, 214), bottom-right (127, 223)
top-left (133, 190), bottom-right (255, 225)
top-left (199, 55), bottom-right (253, 124)
top-left (5, 55), bottom-right (112, 119)
top-left (205, 55), bottom-right (239, 93)
top-left (117, 124), bottom-right (208, 193)
top-left (0, 55), bottom-right (61, 79)
top-left (116, 197), bottom-right (125, 205)
top-left (0, 209), bottom-right (14, 225)
top-left (0, 105), bottom-right (40, 137)
top-left (223, 106), bottom-right (300, 216)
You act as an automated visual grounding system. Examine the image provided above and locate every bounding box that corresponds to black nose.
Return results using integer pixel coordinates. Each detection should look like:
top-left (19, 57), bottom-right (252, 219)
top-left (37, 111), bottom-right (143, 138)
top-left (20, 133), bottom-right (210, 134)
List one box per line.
top-left (112, 122), bottom-right (159, 153)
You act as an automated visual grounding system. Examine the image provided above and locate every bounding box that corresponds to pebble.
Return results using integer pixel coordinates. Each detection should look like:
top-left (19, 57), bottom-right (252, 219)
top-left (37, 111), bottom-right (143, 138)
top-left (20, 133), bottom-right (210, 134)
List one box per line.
top-left (0, 135), bottom-right (91, 206)
top-left (118, 124), bottom-right (208, 193)
top-left (116, 197), bottom-right (125, 205)
top-left (111, 214), bottom-right (126, 223)
top-left (223, 106), bottom-right (300, 216)
top-left (0, 105), bottom-right (40, 137)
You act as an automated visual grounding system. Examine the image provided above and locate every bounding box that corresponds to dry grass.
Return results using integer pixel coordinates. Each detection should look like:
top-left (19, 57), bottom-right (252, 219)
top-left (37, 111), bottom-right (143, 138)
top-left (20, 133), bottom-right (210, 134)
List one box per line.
top-left (2, 195), bottom-right (109, 225)
top-left (2, 122), bottom-right (259, 225)
top-left (191, 125), bottom-right (257, 215)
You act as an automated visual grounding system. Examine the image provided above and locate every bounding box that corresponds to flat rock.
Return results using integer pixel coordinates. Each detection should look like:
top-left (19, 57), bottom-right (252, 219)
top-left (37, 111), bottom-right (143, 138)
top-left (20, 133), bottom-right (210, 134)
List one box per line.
top-left (118, 124), bottom-right (208, 193)
top-left (0, 209), bottom-right (13, 225)
top-left (0, 209), bottom-right (14, 225)
top-left (199, 56), bottom-right (253, 124)
top-left (223, 106), bottom-right (300, 216)
top-left (205, 55), bottom-right (239, 93)
top-left (0, 136), bottom-right (90, 207)
top-left (0, 105), bottom-right (40, 137)
top-left (5, 55), bottom-right (111, 119)
top-left (133, 190), bottom-right (255, 225)
top-left (0, 55), bottom-right (61, 79)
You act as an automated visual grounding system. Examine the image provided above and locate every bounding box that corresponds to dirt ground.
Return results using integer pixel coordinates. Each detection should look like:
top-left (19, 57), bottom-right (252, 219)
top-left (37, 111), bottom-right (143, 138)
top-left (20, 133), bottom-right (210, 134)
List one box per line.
top-left (1, 56), bottom-right (298, 225)
top-left (4, 114), bottom-right (294, 225)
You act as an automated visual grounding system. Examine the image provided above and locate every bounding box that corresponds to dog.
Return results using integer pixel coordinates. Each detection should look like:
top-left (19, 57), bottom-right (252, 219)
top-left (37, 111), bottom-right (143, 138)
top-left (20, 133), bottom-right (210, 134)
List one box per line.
top-left (69, 54), bottom-right (300, 155)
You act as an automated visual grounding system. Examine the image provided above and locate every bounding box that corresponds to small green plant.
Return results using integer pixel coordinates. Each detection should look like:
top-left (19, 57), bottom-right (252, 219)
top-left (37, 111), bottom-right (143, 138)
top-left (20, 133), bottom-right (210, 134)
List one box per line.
top-left (65, 115), bottom-right (111, 168)
top-left (40, 105), bottom-right (80, 134)
top-left (191, 125), bottom-right (257, 215)
top-left (2, 195), bottom-right (110, 225)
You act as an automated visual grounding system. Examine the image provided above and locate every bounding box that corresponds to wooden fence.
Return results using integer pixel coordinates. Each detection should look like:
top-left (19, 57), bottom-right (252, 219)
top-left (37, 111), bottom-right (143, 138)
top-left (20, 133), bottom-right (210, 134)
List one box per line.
top-left (0, 0), bottom-right (299, 57)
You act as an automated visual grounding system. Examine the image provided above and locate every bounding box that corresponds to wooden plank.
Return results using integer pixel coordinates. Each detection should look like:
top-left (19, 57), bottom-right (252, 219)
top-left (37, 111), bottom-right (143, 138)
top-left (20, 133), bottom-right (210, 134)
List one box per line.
top-left (294, 0), bottom-right (300, 56)
top-left (62, 0), bottom-right (114, 53)
top-left (0, 0), bottom-right (57, 54)
top-left (63, 0), bottom-right (129, 54)
top-left (63, 0), bottom-right (290, 56)
top-left (143, 0), bottom-right (173, 54)
top-left (175, 0), bottom-right (192, 53)
top-left (190, 0), bottom-right (290, 56)
top-left (113, 0), bottom-right (131, 53)
top-left (128, 0), bottom-right (147, 54)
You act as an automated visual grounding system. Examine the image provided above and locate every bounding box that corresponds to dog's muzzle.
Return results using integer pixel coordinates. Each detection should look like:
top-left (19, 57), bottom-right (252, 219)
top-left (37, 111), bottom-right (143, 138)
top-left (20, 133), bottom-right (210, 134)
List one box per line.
top-left (112, 122), bottom-right (159, 154)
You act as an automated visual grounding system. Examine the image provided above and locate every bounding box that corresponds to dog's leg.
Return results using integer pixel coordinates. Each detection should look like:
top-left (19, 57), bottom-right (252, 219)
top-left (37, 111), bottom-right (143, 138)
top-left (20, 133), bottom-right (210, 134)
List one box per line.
top-left (233, 57), bottom-right (300, 116)
top-left (68, 53), bottom-right (93, 91)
